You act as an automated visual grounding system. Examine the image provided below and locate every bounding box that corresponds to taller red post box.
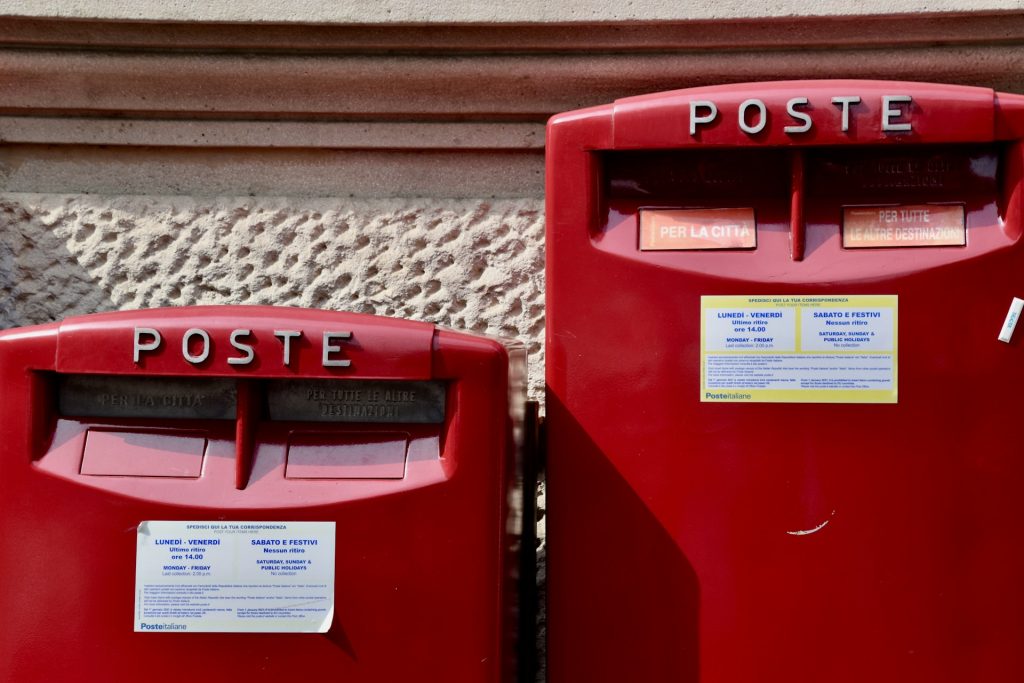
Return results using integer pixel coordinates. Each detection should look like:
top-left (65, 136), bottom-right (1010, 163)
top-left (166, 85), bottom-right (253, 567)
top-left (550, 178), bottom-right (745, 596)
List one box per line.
top-left (0, 306), bottom-right (528, 682)
top-left (545, 80), bottom-right (1024, 682)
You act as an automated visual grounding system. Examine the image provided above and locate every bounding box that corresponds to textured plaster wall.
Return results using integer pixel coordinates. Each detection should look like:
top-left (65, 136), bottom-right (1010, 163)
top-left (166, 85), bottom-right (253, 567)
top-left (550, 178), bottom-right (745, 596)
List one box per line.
top-left (6, 0), bottom-right (1021, 22)
top-left (0, 194), bottom-right (547, 403)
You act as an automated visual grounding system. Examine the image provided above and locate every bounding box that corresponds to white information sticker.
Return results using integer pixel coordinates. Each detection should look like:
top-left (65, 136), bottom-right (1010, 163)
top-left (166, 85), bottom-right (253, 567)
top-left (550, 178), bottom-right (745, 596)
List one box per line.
top-left (135, 520), bottom-right (335, 633)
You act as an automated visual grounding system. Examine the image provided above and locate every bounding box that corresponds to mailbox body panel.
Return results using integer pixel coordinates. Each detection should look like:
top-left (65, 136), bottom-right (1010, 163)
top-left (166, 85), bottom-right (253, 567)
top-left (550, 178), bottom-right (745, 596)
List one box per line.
top-left (0, 307), bottom-right (527, 683)
top-left (546, 82), bottom-right (1024, 682)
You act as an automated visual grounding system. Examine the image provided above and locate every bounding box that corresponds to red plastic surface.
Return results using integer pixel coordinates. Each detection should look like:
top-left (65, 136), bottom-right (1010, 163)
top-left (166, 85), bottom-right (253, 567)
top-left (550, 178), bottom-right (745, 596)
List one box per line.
top-left (0, 306), bottom-right (526, 682)
top-left (546, 81), bottom-right (1024, 682)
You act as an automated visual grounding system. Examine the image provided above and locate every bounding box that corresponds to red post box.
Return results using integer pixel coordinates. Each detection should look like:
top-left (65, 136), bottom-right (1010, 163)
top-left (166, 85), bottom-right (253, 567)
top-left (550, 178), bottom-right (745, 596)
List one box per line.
top-left (0, 306), bottom-right (529, 682)
top-left (545, 80), bottom-right (1024, 682)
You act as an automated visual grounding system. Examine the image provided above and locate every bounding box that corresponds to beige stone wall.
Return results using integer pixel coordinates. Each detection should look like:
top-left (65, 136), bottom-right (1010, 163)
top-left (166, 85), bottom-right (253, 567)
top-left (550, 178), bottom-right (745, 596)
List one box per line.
top-left (0, 194), bottom-right (546, 401)
top-left (7, 0), bottom-right (1022, 22)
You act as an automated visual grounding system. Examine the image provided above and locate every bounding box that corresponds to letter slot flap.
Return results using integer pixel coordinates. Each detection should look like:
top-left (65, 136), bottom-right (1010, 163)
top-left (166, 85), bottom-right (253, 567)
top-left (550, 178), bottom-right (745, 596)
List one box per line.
top-left (80, 429), bottom-right (206, 478)
top-left (267, 380), bottom-right (445, 424)
top-left (285, 432), bottom-right (409, 480)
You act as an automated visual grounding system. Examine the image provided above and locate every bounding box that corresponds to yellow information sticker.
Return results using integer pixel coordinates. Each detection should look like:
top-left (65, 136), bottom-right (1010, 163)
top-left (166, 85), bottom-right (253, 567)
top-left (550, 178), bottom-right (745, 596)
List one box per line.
top-left (700, 295), bottom-right (898, 403)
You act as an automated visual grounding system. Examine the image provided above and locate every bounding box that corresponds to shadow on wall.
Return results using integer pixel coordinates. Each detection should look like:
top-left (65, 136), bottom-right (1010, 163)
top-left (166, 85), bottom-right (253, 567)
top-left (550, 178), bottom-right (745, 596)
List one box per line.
top-left (0, 193), bottom-right (547, 401)
top-left (0, 199), bottom-right (115, 324)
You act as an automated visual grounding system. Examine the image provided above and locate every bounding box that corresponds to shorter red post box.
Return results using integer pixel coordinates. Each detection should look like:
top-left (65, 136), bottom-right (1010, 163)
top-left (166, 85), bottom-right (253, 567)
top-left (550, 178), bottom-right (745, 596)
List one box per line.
top-left (0, 306), bottom-right (528, 682)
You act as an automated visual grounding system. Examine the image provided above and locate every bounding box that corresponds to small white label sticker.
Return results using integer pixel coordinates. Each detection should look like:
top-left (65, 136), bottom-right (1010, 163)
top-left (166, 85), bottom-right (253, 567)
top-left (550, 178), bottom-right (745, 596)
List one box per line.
top-left (135, 520), bottom-right (335, 633)
top-left (998, 297), bottom-right (1024, 344)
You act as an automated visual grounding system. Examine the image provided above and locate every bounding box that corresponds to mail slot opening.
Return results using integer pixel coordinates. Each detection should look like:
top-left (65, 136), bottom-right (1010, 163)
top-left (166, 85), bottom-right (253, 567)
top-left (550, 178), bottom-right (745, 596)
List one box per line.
top-left (602, 149), bottom-right (789, 251)
top-left (262, 379), bottom-right (446, 481)
top-left (265, 379), bottom-right (446, 424)
top-left (57, 374), bottom-right (237, 420)
top-left (805, 143), bottom-right (998, 250)
top-left (50, 375), bottom-right (447, 482)
top-left (600, 142), bottom-right (1007, 260)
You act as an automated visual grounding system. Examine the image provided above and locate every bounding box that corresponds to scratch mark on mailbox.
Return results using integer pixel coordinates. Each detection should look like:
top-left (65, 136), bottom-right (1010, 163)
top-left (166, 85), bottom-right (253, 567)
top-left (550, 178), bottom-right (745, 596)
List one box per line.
top-left (786, 510), bottom-right (836, 536)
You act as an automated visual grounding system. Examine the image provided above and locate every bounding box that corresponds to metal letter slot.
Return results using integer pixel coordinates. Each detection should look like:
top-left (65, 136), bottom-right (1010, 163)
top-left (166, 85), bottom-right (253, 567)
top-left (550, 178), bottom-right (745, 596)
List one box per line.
top-left (58, 375), bottom-right (237, 420)
top-left (267, 380), bottom-right (446, 424)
